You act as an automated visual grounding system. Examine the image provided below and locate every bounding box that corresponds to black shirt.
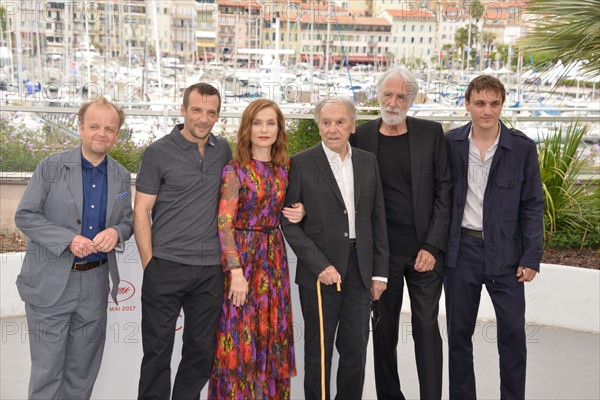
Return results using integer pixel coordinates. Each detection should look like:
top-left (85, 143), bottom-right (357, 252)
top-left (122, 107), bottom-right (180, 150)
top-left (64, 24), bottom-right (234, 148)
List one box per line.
top-left (377, 132), bottom-right (420, 256)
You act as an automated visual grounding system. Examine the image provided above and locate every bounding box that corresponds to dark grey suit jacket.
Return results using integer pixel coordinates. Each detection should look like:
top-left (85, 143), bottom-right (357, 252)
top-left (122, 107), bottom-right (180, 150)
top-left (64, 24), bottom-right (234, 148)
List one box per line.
top-left (352, 116), bottom-right (452, 271)
top-left (15, 146), bottom-right (134, 307)
top-left (282, 143), bottom-right (389, 291)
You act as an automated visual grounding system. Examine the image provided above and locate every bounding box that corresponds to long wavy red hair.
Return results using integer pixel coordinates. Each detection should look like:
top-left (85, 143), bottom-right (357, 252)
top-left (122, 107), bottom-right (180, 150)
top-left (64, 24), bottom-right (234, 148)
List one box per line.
top-left (235, 99), bottom-right (289, 167)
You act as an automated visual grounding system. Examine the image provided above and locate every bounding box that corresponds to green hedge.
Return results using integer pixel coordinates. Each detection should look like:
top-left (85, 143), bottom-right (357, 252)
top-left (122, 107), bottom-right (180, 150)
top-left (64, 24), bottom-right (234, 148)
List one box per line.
top-left (0, 119), bottom-right (151, 173)
top-left (2, 116), bottom-right (598, 250)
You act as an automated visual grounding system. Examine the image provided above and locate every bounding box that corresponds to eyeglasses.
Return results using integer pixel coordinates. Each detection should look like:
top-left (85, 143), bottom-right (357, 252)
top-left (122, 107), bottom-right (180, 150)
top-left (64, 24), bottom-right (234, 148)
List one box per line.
top-left (370, 300), bottom-right (380, 331)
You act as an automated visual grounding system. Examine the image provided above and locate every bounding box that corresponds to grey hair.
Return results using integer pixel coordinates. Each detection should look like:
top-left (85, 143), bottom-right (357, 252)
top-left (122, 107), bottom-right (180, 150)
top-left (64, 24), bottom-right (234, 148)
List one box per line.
top-left (377, 67), bottom-right (419, 105)
top-left (314, 97), bottom-right (357, 123)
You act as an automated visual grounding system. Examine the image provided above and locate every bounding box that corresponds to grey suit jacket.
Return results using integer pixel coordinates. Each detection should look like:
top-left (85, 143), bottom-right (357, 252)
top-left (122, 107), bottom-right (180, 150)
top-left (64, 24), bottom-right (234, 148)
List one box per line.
top-left (15, 146), bottom-right (134, 307)
top-left (352, 116), bottom-right (452, 271)
top-left (282, 143), bottom-right (389, 291)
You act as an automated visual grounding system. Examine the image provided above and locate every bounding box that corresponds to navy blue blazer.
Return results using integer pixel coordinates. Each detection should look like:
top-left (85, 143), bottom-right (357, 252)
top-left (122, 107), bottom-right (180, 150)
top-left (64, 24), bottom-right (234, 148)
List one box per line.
top-left (445, 121), bottom-right (544, 275)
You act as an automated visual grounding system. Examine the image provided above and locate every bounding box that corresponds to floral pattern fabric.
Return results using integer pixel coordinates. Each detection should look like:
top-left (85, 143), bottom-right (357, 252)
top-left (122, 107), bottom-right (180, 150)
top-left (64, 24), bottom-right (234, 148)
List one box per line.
top-left (209, 160), bottom-right (296, 400)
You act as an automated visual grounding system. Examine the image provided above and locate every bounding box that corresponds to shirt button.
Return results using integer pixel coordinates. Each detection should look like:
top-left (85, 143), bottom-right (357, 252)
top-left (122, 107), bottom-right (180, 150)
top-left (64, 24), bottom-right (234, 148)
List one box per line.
top-left (89, 226), bottom-right (93, 230)
top-left (92, 184), bottom-right (96, 188)
top-left (343, 210), bottom-right (347, 214)
top-left (343, 232), bottom-right (349, 237)
top-left (91, 205), bottom-right (95, 209)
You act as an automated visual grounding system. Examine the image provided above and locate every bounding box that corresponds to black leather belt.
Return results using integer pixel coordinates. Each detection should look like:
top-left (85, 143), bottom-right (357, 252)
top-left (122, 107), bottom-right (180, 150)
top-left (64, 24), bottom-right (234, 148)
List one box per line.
top-left (72, 259), bottom-right (107, 271)
top-left (462, 228), bottom-right (484, 239)
top-left (349, 239), bottom-right (357, 249)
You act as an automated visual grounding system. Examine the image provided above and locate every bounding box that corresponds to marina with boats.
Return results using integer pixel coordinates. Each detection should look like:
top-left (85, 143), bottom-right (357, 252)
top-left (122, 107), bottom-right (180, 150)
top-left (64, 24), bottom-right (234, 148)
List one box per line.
top-left (0, 1), bottom-right (598, 149)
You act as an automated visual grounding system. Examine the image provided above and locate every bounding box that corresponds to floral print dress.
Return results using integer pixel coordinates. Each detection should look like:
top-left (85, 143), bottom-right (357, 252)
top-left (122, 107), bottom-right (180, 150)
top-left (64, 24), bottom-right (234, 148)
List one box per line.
top-left (209, 160), bottom-right (296, 400)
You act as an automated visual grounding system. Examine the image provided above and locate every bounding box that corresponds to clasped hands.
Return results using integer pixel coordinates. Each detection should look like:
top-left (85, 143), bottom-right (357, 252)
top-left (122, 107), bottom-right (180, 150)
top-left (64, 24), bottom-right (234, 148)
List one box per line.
top-left (69, 228), bottom-right (119, 258)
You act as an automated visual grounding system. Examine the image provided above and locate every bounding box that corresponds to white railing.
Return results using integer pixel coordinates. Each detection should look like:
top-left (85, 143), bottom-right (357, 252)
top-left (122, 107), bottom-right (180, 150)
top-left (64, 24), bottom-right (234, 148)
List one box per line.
top-left (2, 104), bottom-right (599, 139)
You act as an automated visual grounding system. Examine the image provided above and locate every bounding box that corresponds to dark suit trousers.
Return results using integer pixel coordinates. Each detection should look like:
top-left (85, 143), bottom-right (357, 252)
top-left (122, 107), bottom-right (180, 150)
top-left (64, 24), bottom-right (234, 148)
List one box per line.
top-left (299, 249), bottom-right (371, 400)
top-left (445, 234), bottom-right (526, 400)
top-left (138, 257), bottom-right (224, 400)
top-left (373, 254), bottom-right (443, 400)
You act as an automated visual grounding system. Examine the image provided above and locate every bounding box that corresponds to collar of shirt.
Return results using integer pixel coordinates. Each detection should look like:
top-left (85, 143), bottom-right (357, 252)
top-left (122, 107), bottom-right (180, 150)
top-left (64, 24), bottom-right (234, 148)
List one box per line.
top-left (467, 122), bottom-right (501, 154)
top-left (81, 154), bottom-right (108, 175)
top-left (172, 123), bottom-right (216, 150)
top-left (321, 141), bottom-right (352, 163)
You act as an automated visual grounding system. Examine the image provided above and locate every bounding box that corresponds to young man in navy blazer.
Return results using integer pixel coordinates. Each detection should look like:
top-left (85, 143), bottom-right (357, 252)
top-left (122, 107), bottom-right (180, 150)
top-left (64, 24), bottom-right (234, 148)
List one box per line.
top-left (444, 75), bottom-right (544, 400)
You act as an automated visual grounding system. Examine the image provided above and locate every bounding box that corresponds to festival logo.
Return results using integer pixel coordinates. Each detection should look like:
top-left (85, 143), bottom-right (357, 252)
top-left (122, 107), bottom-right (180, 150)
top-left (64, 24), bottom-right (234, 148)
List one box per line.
top-left (108, 280), bottom-right (136, 304)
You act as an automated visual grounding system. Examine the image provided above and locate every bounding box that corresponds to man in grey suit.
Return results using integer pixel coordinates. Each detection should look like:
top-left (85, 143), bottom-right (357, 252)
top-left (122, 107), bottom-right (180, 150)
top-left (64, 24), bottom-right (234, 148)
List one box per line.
top-left (15, 97), bottom-right (133, 400)
top-left (282, 97), bottom-right (389, 399)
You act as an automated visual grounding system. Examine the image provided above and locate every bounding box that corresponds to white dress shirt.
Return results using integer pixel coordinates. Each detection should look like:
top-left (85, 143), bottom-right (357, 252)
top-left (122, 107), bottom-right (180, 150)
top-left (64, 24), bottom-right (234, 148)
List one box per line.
top-left (321, 142), bottom-right (386, 284)
top-left (322, 142), bottom-right (356, 239)
top-left (462, 124), bottom-right (501, 231)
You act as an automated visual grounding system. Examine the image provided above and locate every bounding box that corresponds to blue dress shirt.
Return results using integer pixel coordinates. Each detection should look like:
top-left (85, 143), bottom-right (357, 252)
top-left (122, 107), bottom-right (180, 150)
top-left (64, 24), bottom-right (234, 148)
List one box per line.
top-left (75, 155), bottom-right (108, 262)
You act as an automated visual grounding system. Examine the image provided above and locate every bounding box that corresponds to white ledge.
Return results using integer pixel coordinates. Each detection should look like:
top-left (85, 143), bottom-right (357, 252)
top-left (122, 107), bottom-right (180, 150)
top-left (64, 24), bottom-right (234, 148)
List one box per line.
top-left (1, 252), bottom-right (598, 333)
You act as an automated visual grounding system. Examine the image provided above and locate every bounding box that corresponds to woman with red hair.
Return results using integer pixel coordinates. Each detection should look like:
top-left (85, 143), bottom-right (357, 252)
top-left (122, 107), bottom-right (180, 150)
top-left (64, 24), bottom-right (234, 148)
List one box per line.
top-left (209, 99), bottom-right (301, 399)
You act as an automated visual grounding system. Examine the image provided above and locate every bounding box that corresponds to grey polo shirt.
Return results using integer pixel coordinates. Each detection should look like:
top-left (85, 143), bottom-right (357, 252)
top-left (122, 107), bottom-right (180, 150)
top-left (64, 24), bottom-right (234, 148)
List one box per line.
top-left (136, 123), bottom-right (232, 266)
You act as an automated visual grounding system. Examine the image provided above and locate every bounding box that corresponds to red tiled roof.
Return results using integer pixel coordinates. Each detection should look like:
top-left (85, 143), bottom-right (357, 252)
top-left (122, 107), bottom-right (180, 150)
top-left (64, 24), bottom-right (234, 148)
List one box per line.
top-left (298, 14), bottom-right (391, 26)
top-left (217, 0), bottom-right (261, 10)
top-left (384, 9), bottom-right (436, 19)
top-left (299, 2), bottom-right (348, 12)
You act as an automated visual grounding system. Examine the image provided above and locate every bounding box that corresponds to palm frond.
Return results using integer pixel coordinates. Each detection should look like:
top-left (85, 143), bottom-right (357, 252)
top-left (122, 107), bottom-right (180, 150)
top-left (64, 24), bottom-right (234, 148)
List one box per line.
top-left (519, 0), bottom-right (600, 77)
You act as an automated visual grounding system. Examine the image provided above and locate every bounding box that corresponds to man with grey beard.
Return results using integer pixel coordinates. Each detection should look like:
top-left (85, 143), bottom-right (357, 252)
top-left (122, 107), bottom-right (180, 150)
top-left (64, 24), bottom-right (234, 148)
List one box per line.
top-left (352, 67), bottom-right (452, 400)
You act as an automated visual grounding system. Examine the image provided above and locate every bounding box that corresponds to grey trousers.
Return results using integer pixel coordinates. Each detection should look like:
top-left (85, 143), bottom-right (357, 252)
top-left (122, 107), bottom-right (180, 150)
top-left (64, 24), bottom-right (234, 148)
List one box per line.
top-left (25, 263), bottom-right (109, 400)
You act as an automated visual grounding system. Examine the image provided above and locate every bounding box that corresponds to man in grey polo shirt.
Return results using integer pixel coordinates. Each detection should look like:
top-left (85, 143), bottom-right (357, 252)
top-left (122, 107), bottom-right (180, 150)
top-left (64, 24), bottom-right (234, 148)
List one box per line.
top-left (134, 83), bottom-right (232, 399)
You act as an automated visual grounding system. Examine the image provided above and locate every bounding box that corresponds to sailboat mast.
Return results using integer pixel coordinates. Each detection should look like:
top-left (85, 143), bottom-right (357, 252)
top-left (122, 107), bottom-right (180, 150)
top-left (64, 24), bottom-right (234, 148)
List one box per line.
top-left (152, 0), bottom-right (163, 92)
top-left (83, 0), bottom-right (91, 92)
top-left (325, 3), bottom-right (331, 76)
top-left (310, 3), bottom-right (314, 82)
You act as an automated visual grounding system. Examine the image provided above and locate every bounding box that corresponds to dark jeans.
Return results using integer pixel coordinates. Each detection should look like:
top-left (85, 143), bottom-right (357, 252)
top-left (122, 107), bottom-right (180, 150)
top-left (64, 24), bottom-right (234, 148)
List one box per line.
top-left (138, 257), bottom-right (224, 400)
top-left (445, 234), bottom-right (526, 400)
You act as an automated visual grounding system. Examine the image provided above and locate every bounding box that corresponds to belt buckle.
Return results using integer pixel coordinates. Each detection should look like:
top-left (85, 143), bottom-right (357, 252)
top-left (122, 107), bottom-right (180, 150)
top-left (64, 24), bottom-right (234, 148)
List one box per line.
top-left (72, 261), bottom-right (87, 271)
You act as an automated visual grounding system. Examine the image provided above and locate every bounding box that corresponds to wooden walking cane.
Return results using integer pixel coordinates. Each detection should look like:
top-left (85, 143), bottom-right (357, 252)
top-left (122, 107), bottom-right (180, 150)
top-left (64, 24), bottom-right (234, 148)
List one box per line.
top-left (316, 279), bottom-right (341, 400)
